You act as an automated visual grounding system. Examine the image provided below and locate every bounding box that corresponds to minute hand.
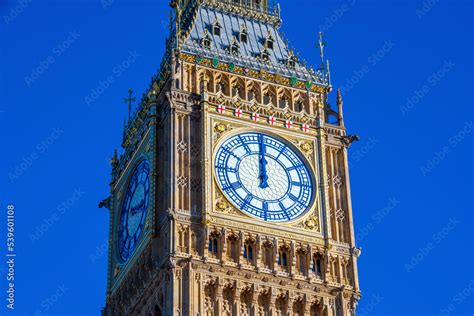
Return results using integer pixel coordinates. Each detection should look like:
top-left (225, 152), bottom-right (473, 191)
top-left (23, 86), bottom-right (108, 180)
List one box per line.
top-left (259, 138), bottom-right (269, 188)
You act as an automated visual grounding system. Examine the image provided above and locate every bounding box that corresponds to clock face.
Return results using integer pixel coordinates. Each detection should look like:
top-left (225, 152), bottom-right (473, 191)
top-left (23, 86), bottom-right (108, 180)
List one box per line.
top-left (214, 132), bottom-right (314, 222)
top-left (118, 160), bottom-right (150, 262)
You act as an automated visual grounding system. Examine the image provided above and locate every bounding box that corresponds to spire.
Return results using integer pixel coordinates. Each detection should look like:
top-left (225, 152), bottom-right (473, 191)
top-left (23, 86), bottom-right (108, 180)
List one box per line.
top-left (337, 88), bottom-right (344, 127)
top-left (110, 149), bottom-right (119, 169)
top-left (326, 59), bottom-right (331, 86)
top-left (123, 88), bottom-right (136, 120)
top-left (318, 32), bottom-right (326, 68)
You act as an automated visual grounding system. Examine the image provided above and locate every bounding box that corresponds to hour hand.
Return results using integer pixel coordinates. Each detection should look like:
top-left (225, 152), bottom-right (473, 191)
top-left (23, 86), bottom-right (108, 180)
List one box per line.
top-left (259, 139), bottom-right (269, 189)
top-left (259, 164), bottom-right (269, 188)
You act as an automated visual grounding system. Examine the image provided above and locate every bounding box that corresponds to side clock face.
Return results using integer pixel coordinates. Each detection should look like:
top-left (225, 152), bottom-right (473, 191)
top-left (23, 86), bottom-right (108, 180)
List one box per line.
top-left (214, 132), bottom-right (315, 222)
top-left (118, 160), bottom-right (150, 262)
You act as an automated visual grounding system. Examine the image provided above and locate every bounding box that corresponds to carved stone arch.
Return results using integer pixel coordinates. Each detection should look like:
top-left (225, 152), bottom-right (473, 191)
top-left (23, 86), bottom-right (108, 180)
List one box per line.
top-left (310, 296), bottom-right (324, 316)
top-left (239, 285), bottom-right (253, 316)
top-left (261, 238), bottom-right (274, 269)
top-left (312, 250), bottom-right (325, 278)
top-left (204, 278), bottom-right (217, 316)
top-left (226, 230), bottom-right (240, 262)
top-left (234, 76), bottom-right (246, 99)
top-left (208, 228), bottom-right (222, 259)
top-left (222, 280), bottom-right (236, 316)
top-left (198, 68), bottom-right (215, 93)
top-left (257, 287), bottom-right (270, 315)
top-left (218, 72), bottom-right (232, 97)
top-left (295, 245), bottom-right (309, 276)
top-left (279, 88), bottom-right (292, 109)
top-left (275, 291), bottom-right (288, 315)
top-left (250, 80), bottom-right (262, 103)
top-left (263, 84), bottom-right (277, 106)
top-left (243, 234), bottom-right (256, 264)
top-left (294, 91), bottom-right (308, 113)
top-left (292, 294), bottom-right (306, 316)
top-left (277, 242), bottom-right (291, 272)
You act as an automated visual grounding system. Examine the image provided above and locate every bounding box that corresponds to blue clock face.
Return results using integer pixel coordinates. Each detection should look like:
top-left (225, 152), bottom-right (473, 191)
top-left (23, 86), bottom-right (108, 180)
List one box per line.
top-left (214, 132), bottom-right (314, 222)
top-left (118, 160), bottom-right (150, 262)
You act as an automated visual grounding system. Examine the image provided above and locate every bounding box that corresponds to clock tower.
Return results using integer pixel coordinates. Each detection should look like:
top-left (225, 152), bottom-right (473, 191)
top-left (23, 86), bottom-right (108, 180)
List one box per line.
top-left (101, 0), bottom-right (361, 315)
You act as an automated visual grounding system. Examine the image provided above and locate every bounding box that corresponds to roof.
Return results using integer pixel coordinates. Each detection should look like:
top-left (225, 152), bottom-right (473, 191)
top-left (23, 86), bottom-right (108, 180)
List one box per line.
top-left (181, 4), bottom-right (329, 86)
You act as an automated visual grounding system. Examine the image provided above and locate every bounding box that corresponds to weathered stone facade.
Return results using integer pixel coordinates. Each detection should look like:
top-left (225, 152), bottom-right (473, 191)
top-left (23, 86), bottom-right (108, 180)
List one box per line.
top-left (102, 1), bottom-right (361, 315)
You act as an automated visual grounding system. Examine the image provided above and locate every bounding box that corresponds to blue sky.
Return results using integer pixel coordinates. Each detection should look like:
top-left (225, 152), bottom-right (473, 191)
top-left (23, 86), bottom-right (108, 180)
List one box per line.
top-left (0, 0), bottom-right (473, 315)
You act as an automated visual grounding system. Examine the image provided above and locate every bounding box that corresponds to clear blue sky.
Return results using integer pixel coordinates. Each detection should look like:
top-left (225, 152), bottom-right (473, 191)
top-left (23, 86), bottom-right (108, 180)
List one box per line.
top-left (0, 0), bottom-right (473, 315)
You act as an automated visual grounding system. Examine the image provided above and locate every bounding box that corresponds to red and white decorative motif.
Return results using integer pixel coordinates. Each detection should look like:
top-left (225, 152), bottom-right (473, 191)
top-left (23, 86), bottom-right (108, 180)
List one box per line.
top-left (285, 120), bottom-right (293, 129)
top-left (217, 105), bottom-right (225, 113)
top-left (302, 123), bottom-right (310, 132)
top-left (251, 113), bottom-right (260, 121)
top-left (268, 116), bottom-right (277, 125)
top-left (234, 108), bottom-right (243, 118)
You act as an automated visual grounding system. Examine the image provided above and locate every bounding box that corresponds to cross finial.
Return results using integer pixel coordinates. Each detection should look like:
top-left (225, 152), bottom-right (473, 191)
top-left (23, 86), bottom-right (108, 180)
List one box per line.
top-left (318, 32), bottom-right (327, 68)
top-left (123, 88), bottom-right (136, 120)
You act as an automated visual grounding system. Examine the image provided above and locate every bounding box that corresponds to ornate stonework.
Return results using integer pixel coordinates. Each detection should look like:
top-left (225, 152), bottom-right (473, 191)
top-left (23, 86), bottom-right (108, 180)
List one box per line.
top-left (101, 1), bottom-right (361, 315)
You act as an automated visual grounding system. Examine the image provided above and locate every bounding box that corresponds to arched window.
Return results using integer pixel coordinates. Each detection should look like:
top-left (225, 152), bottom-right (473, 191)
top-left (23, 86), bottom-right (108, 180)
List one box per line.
top-left (230, 37), bottom-right (240, 55)
top-left (240, 25), bottom-right (248, 43)
top-left (288, 54), bottom-right (298, 68)
top-left (279, 96), bottom-right (288, 109)
top-left (261, 48), bottom-right (270, 62)
top-left (212, 20), bottom-right (221, 36)
top-left (296, 251), bottom-right (307, 275)
top-left (278, 250), bottom-right (288, 267)
top-left (312, 255), bottom-right (323, 277)
top-left (265, 34), bottom-right (274, 50)
top-left (208, 235), bottom-right (219, 258)
top-left (227, 235), bottom-right (239, 262)
top-left (262, 242), bottom-right (273, 269)
top-left (295, 100), bottom-right (304, 112)
top-left (202, 30), bottom-right (212, 49)
top-left (243, 241), bottom-right (254, 262)
top-left (253, 0), bottom-right (261, 10)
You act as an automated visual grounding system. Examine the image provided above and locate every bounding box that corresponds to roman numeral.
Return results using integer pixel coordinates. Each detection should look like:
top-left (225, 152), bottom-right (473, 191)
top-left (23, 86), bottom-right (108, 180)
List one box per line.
top-left (289, 194), bottom-right (299, 202)
top-left (287, 164), bottom-right (304, 171)
top-left (223, 182), bottom-right (242, 191)
top-left (241, 194), bottom-right (253, 207)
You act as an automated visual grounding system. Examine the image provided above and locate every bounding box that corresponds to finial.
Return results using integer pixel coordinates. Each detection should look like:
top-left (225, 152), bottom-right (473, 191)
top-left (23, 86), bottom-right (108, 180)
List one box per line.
top-left (337, 88), bottom-right (344, 127)
top-left (326, 59), bottom-right (331, 86)
top-left (123, 88), bottom-right (136, 120)
top-left (318, 32), bottom-right (327, 68)
top-left (110, 149), bottom-right (119, 169)
top-left (169, 9), bottom-right (173, 34)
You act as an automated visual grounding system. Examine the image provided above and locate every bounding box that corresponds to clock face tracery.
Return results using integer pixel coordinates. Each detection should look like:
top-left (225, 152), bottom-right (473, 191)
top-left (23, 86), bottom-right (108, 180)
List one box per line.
top-left (118, 160), bottom-right (150, 262)
top-left (214, 132), bottom-right (315, 222)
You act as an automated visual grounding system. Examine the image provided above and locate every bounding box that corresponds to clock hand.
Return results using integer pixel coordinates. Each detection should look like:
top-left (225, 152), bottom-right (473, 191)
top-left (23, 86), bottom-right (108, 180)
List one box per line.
top-left (259, 135), bottom-right (269, 189)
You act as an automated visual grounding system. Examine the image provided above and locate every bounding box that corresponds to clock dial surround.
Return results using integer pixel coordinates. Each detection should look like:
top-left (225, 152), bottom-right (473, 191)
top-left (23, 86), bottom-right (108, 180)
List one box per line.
top-left (118, 159), bottom-right (150, 263)
top-left (214, 132), bottom-right (315, 222)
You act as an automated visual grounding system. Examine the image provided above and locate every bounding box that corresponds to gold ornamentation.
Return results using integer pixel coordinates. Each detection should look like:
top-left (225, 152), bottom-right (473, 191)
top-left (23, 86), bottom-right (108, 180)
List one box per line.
top-left (216, 200), bottom-right (228, 211)
top-left (214, 123), bottom-right (227, 133)
top-left (300, 142), bottom-right (312, 154)
top-left (304, 215), bottom-right (319, 230)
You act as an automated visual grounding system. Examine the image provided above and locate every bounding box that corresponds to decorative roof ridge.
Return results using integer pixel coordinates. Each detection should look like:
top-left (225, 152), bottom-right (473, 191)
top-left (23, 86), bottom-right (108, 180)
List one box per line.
top-left (200, 0), bottom-right (282, 27)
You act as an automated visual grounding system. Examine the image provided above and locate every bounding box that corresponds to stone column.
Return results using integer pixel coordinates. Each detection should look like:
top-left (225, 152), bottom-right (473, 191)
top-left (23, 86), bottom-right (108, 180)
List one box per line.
top-left (216, 279), bottom-right (223, 316)
top-left (290, 241), bottom-right (296, 277)
top-left (256, 235), bottom-right (262, 271)
top-left (221, 228), bottom-right (227, 263)
top-left (273, 238), bottom-right (279, 273)
top-left (269, 293), bottom-right (276, 316)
